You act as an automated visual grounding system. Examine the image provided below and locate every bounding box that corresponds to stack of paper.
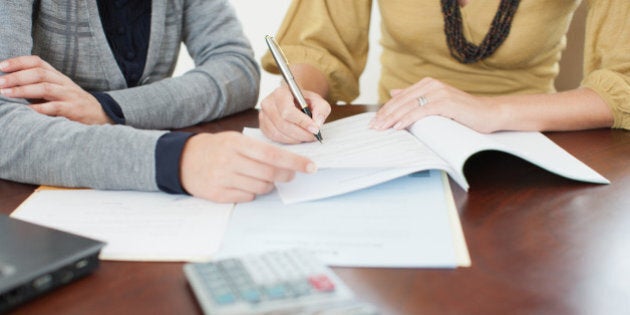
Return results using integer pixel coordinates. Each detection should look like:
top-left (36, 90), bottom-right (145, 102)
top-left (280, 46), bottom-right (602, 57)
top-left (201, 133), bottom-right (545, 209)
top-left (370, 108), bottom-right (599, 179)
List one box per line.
top-left (12, 190), bottom-right (233, 262)
top-left (11, 171), bottom-right (469, 267)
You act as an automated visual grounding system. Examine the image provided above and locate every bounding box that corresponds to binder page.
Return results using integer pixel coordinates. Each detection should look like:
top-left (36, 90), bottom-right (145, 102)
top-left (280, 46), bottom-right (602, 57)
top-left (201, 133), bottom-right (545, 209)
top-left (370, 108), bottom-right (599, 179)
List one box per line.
top-left (409, 116), bottom-right (609, 187)
top-left (244, 113), bottom-right (455, 203)
top-left (244, 112), bottom-right (441, 168)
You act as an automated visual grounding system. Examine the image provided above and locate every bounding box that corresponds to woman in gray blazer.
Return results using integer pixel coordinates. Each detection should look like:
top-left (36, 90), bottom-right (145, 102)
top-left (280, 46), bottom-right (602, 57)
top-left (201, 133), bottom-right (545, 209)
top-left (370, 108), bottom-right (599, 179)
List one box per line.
top-left (0, 0), bottom-right (315, 203)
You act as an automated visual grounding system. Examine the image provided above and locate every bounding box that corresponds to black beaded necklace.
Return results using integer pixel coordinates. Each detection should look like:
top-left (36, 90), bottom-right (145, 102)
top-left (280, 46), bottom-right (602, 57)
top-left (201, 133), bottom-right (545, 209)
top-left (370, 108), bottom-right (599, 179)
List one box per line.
top-left (441, 0), bottom-right (521, 64)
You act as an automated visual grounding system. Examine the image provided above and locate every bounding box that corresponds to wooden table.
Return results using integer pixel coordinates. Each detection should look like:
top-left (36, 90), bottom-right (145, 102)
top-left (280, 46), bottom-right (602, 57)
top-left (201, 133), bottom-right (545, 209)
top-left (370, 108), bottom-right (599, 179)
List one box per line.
top-left (3, 105), bottom-right (630, 315)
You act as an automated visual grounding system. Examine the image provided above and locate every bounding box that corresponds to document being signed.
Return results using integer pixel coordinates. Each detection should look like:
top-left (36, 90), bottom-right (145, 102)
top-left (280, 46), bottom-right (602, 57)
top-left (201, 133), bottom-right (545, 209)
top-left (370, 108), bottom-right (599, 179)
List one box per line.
top-left (244, 112), bottom-right (608, 204)
top-left (244, 113), bottom-right (452, 203)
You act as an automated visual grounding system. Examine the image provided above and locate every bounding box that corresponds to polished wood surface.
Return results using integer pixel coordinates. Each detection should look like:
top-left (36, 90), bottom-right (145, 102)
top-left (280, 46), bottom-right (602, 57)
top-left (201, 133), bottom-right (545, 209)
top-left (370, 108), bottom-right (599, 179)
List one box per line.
top-left (3, 105), bottom-right (630, 315)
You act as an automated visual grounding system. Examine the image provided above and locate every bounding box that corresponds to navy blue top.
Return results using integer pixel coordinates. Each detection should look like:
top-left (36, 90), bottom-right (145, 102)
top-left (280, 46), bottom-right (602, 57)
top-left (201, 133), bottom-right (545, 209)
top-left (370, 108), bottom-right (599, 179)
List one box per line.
top-left (97, 0), bottom-right (151, 87)
top-left (94, 0), bottom-right (193, 195)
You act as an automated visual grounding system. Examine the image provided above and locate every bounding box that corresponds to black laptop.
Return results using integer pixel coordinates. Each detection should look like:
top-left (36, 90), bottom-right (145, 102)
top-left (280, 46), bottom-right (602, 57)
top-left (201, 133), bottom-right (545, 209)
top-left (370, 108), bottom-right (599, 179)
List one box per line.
top-left (0, 214), bottom-right (105, 313)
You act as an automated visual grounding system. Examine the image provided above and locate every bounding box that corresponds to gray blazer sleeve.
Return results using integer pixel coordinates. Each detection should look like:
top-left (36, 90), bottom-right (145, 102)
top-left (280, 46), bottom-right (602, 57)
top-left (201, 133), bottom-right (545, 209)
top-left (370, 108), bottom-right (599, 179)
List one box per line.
top-left (0, 2), bottom-right (164, 191)
top-left (109, 0), bottom-right (260, 129)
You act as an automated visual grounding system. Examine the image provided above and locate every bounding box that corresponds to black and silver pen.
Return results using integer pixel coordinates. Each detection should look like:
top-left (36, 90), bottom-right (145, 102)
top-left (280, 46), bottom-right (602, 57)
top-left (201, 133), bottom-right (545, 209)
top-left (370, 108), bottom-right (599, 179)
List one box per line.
top-left (265, 35), bottom-right (323, 143)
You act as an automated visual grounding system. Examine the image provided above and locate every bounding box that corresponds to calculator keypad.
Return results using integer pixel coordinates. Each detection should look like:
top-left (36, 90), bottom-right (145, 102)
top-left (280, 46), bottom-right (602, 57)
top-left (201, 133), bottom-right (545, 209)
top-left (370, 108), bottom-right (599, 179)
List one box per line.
top-left (184, 249), bottom-right (355, 315)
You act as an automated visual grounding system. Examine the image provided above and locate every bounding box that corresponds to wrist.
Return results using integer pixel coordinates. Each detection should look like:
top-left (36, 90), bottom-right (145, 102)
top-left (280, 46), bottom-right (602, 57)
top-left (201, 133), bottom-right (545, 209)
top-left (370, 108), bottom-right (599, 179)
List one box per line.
top-left (90, 91), bottom-right (124, 125)
top-left (481, 96), bottom-right (510, 132)
top-left (179, 133), bottom-right (215, 196)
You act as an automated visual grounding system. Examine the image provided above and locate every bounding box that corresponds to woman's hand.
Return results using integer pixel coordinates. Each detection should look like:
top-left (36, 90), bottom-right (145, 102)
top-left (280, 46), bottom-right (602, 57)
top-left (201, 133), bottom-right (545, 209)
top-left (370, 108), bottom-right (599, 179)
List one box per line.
top-left (0, 55), bottom-right (112, 125)
top-left (370, 77), bottom-right (504, 133)
top-left (259, 84), bottom-right (331, 143)
top-left (180, 132), bottom-right (317, 203)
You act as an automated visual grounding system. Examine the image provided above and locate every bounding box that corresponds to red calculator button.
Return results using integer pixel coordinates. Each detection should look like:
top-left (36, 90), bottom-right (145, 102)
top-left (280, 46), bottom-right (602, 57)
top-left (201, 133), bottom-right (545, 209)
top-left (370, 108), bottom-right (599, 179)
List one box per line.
top-left (308, 274), bottom-right (335, 292)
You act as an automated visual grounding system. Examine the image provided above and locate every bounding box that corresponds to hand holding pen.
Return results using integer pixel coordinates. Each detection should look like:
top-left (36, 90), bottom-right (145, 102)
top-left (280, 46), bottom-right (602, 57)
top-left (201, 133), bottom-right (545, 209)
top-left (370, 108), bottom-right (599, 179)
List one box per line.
top-left (264, 35), bottom-right (324, 143)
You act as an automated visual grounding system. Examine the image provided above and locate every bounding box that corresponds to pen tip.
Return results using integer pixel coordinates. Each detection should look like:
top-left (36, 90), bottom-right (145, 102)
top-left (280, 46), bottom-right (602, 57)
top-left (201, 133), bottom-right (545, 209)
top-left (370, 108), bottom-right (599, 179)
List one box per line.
top-left (315, 133), bottom-right (323, 144)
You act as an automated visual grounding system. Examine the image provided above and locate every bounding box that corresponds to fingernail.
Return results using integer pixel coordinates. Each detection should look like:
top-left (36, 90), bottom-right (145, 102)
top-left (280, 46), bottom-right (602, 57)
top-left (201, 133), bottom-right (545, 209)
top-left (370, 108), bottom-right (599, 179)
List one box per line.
top-left (307, 126), bottom-right (319, 134)
top-left (306, 162), bottom-right (317, 174)
top-left (393, 122), bottom-right (403, 130)
top-left (0, 61), bottom-right (7, 71)
top-left (1, 88), bottom-right (11, 95)
top-left (369, 117), bottom-right (381, 128)
top-left (0, 78), bottom-right (5, 86)
top-left (315, 115), bottom-right (325, 127)
top-left (374, 120), bottom-right (385, 130)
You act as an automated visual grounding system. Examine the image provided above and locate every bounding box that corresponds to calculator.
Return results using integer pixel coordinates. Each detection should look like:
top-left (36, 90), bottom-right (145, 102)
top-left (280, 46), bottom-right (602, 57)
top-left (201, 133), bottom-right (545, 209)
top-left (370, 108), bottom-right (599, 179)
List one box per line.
top-left (183, 249), bottom-right (371, 315)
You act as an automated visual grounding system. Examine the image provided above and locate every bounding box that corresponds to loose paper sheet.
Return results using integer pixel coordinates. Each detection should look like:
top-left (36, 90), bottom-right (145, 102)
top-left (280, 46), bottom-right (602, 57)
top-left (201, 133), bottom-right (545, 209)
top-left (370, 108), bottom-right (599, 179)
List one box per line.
top-left (217, 170), bottom-right (470, 268)
top-left (12, 190), bottom-right (233, 262)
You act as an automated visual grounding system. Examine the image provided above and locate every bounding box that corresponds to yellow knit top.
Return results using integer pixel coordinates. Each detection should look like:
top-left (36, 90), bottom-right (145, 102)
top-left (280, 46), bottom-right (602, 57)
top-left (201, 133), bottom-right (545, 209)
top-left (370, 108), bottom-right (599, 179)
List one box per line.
top-left (262, 0), bottom-right (630, 129)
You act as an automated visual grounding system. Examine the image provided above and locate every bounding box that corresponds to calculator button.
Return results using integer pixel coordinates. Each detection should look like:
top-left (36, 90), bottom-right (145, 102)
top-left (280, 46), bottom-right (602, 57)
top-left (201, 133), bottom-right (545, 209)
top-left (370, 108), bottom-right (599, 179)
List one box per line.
top-left (207, 281), bottom-right (230, 293)
top-left (288, 280), bottom-right (312, 297)
top-left (309, 274), bottom-right (336, 292)
top-left (212, 291), bottom-right (237, 305)
top-left (264, 284), bottom-right (288, 299)
top-left (239, 288), bottom-right (262, 303)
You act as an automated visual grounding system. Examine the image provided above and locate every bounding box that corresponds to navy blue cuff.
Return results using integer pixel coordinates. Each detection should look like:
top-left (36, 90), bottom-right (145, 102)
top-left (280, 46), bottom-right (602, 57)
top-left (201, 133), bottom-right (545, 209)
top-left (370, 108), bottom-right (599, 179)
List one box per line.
top-left (91, 91), bottom-right (126, 124)
top-left (155, 132), bottom-right (197, 195)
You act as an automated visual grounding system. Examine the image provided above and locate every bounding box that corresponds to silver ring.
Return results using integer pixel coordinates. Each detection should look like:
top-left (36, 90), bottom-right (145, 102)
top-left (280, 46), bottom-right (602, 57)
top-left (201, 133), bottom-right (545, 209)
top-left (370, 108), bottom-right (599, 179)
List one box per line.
top-left (417, 96), bottom-right (428, 107)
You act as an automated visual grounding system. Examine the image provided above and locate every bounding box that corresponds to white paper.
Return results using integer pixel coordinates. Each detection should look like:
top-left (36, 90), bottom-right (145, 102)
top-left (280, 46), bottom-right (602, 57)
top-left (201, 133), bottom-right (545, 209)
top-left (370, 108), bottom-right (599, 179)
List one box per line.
top-left (243, 113), bottom-right (434, 168)
top-left (11, 189), bottom-right (233, 262)
top-left (410, 116), bottom-right (610, 186)
top-left (244, 113), bottom-right (454, 203)
top-left (217, 170), bottom-right (470, 268)
top-left (275, 167), bottom-right (426, 204)
top-left (245, 112), bottom-right (608, 203)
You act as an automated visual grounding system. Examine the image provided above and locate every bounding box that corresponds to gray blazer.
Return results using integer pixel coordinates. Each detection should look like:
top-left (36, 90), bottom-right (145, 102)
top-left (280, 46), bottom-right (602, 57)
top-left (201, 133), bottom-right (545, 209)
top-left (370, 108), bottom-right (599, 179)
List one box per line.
top-left (0, 0), bottom-right (259, 191)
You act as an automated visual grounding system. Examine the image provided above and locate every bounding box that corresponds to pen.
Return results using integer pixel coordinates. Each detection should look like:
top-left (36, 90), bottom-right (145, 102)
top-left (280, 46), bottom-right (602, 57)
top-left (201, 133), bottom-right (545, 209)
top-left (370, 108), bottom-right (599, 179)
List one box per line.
top-left (265, 35), bottom-right (323, 143)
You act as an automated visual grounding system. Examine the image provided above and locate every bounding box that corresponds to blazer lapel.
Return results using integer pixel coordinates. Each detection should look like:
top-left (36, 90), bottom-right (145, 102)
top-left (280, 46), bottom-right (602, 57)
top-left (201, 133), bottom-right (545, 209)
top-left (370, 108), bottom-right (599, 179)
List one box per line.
top-left (142, 0), bottom-right (166, 83)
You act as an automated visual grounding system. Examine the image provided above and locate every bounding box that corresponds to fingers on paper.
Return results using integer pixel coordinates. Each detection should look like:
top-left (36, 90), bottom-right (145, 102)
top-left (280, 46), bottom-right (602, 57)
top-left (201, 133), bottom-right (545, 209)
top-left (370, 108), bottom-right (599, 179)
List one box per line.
top-left (200, 187), bottom-right (257, 204)
top-left (233, 152), bottom-right (296, 184)
top-left (226, 172), bottom-right (275, 196)
top-left (372, 78), bottom-right (438, 130)
top-left (238, 137), bottom-right (316, 176)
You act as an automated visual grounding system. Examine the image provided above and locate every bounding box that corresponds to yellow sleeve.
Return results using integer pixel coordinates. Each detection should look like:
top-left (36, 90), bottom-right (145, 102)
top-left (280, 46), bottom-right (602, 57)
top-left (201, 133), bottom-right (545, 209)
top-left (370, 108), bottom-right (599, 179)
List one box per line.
top-left (261, 0), bottom-right (372, 103)
top-left (581, 0), bottom-right (630, 130)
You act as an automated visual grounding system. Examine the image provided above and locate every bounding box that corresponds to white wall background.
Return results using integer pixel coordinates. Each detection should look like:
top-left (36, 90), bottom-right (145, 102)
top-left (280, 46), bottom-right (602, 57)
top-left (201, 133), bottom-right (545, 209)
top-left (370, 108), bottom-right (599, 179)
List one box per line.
top-left (173, 0), bottom-right (382, 105)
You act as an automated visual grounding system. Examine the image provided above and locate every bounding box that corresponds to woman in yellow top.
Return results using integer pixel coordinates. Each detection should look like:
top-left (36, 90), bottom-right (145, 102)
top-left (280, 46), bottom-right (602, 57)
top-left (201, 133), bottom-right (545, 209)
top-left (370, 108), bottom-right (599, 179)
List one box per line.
top-left (258, 0), bottom-right (629, 144)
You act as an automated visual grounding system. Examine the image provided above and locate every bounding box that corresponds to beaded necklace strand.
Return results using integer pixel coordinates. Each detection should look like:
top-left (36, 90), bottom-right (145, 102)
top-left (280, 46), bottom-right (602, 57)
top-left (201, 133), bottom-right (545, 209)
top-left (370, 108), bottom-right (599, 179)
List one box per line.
top-left (441, 0), bottom-right (521, 63)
